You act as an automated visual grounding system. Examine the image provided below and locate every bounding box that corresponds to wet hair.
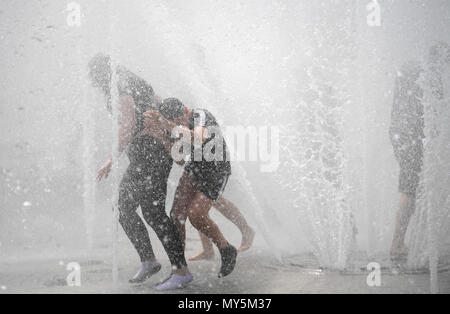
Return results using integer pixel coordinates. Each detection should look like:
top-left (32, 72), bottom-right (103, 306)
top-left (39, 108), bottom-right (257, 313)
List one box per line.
top-left (88, 53), bottom-right (112, 96)
top-left (88, 53), bottom-right (113, 112)
top-left (158, 98), bottom-right (185, 121)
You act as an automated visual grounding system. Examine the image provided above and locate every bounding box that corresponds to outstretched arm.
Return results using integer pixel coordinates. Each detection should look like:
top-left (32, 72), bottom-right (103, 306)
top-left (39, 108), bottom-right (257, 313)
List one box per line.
top-left (97, 95), bottom-right (136, 181)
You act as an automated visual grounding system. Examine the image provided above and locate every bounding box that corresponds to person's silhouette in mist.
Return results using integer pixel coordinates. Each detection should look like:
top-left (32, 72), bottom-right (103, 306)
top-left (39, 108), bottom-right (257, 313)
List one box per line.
top-left (389, 42), bottom-right (450, 263)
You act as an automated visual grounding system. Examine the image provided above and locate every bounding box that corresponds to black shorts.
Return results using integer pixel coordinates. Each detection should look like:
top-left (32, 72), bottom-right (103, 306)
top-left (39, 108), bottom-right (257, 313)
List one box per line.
top-left (393, 142), bottom-right (423, 196)
top-left (187, 167), bottom-right (230, 201)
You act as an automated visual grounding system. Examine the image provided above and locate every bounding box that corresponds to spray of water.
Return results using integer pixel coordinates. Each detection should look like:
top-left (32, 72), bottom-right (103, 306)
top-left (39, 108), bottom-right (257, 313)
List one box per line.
top-left (1, 0), bottom-right (450, 292)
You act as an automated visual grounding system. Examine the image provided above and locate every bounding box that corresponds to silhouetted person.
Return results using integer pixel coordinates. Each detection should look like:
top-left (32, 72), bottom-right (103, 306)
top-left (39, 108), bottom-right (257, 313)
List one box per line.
top-left (142, 98), bottom-right (238, 279)
top-left (389, 42), bottom-right (450, 263)
top-left (89, 53), bottom-right (193, 290)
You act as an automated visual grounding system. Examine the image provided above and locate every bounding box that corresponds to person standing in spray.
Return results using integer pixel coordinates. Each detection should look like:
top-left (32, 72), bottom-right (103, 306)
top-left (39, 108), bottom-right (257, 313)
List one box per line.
top-left (389, 42), bottom-right (450, 263)
top-left (142, 98), bottom-right (238, 284)
top-left (89, 53), bottom-right (193, 290)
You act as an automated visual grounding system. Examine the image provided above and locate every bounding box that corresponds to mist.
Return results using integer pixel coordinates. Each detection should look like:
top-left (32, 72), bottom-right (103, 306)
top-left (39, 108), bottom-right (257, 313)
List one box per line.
top-left (1, 0), bottom-right (450, 293)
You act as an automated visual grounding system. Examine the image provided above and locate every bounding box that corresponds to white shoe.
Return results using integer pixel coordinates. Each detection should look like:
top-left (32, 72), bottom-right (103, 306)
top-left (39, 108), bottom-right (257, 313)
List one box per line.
top-left (129, 261), bottom-right (161, 283)
top-left (155, 274), bottom-right (193, 291)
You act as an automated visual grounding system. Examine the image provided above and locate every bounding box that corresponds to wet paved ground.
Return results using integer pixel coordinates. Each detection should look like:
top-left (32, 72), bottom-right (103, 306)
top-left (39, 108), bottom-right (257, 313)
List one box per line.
top-left (1, 239), bottom-right (449, 294)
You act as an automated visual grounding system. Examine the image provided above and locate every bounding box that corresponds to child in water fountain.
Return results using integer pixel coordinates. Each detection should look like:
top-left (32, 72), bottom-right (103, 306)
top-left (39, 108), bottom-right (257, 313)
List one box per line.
top-left (188, 198), bottom-right (255, 261)
top-left (89, 53), bottom-right (193, 290)
top-left (89, 53), bottom-right (253, 289)
top-left (142, 98), bottom-right (240, 279)
top-left (389, 42), bottom-right (450, 264)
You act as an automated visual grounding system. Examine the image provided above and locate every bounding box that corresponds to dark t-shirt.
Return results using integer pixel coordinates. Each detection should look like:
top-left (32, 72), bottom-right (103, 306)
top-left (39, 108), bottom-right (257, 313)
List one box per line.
top-left (116, 68), bottom-right (172, 173)
top-left (389, 63), bottom-right (425, 148)
top-left (186, 108), bottom-right (231, 180)
top-left (389, 62), bottom-right (445, 147)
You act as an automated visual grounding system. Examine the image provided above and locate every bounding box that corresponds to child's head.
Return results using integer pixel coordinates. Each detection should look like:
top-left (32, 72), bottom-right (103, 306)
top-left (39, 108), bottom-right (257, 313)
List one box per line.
top-left (158, 98), bottom-right (190, 126)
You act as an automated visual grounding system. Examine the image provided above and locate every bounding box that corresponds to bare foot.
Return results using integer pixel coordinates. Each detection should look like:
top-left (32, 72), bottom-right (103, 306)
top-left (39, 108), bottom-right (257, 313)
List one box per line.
top-left (188, 250), bottom-right (215, 261)
top-left (238, 227), bottom-right (255, 253)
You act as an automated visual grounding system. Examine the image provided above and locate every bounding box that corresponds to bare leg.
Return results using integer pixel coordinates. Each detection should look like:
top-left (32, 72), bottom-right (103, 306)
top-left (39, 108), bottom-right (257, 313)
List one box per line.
top-left (390, 193), bottom-right (415, 259)
top-left (188, 192), bottom-right (228, 250)
top-left (189, 197), bottom-right (255, 260)
top-left (187, 189), bottom-right (238, 277)
top-left (170, 171), bottom-right (196, 248)
top-left (188, 231), bottom-right (215, 261)
top-left (215, 197), bottom-right (255, 252)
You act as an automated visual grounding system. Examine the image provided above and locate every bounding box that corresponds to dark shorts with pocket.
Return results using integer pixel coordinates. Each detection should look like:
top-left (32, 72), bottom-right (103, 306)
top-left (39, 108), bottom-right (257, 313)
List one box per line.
top-left (186, 161), bottom-right (231, 201)
top-left (393, 141), bottom-right (423, 196)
